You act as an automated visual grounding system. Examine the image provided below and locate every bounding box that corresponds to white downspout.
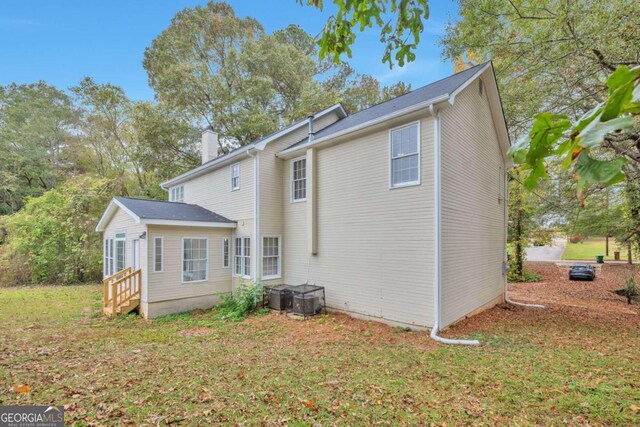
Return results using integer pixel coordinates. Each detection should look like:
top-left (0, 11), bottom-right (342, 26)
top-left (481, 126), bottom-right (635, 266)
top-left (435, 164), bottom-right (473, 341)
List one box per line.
top-left (430, 104), bottom-right (480, 346)
top-left (246, 148), bottom-right (260, 284)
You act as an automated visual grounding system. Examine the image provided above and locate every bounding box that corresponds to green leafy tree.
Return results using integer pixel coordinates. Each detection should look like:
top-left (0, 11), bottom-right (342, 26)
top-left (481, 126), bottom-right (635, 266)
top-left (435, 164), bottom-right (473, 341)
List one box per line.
top-left (340, 74), bottom-right (411, 112)
top-left (0, 82), bottom-right (79, 214)
top-left (131, 102), bottom-right (201, 185)
top-left (298, 0), bottom-right (430, 67)
top-left (442, 0), bottom-right (640, 138)
top-left (144, 2), bottom-right (340, 147)
top-left (1, 176), bottom-right (116, 285)
top-left (508, 66), bottom-right (639, 194)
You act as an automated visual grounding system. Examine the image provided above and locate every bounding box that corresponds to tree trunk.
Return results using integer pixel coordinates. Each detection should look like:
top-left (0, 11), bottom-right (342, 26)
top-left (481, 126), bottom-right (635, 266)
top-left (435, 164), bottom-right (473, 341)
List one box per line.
top-left (628, 242), bottom-right (633, 265)
top-left (514, 189), bottom-right (524, 280)
top-left (606, 235), bottom-right (609, 256)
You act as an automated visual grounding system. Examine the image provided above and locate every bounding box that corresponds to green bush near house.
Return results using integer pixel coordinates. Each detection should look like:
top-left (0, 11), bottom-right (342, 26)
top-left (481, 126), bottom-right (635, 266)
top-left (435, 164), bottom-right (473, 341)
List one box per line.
top-left (215, 282), bottom-right (263, 321)
top-left (0, 177), bottom-right (115, 285)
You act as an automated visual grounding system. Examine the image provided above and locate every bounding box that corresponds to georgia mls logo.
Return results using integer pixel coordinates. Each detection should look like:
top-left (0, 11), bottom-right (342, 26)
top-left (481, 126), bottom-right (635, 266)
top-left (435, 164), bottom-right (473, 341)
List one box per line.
top-left (0, 405), bottom-right (64, 427)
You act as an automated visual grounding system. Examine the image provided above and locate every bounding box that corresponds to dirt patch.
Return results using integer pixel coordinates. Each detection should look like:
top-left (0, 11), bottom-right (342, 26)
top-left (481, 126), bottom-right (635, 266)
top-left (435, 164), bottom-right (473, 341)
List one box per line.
top-left (243, 310), bottom-right (438, 351)
top-left (177, 327), bottom-right (214, 337)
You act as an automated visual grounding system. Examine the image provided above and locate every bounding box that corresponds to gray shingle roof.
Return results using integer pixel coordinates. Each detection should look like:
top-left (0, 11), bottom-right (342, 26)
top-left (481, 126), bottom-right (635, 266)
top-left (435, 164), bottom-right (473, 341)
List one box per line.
top-left (285, 62), bottom-right (488, 151)
top-left (115, 197), bottom-right (235, 223)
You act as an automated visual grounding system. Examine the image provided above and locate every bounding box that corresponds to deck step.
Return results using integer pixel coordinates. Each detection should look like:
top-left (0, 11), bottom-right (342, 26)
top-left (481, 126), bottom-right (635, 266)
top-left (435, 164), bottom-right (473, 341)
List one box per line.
top-left (103, 297), bottom-right (140, 317)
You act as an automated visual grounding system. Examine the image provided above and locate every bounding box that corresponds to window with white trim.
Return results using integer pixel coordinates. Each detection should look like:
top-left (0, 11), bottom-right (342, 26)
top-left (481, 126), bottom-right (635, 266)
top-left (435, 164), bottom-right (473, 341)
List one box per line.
top-left (262, 236), bottom-right (281, 278)
top-left (115, 233), bottom-right (126, 272)
top-left (182, 238), bottom-right (208, 282)
top-left (231, 163), bottom-right (240, 191)
top-left (390, 123), bottom-right (420, 187)
top-left (234, 236), bottom-right (250, 277)
top-left (291, 157), bottom-right (307, 201)
top-left (153, 237), bottom-right (163, 272)
top-left (103, 238), bottom-right (114, 277)
top-left (222, 238), bottom-right (230, 268)
top-left (169, 185), bottom-right (184, 202)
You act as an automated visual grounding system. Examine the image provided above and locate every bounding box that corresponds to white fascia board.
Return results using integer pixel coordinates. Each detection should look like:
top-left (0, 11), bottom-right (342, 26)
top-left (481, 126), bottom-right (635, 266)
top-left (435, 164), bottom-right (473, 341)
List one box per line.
top-left (161, 104), bottom-right (346, 189)
top-left (141, 219), bottom-right (237, 228)
top-left (447, 62), bottom-right (492, 105)
top-left (95, 198), bottom-right (142, 232)
top-left (276, 95), bottom-right (450, 159)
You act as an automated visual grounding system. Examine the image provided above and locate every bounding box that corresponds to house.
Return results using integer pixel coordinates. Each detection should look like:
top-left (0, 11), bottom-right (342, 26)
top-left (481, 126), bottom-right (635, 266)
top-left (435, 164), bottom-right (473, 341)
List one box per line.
top-left (95, 61), bottom-right (511, 332)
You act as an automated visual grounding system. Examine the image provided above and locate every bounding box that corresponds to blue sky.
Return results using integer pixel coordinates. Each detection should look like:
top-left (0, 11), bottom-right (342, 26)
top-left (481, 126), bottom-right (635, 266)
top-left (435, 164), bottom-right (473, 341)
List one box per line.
top-left (0, 0), bottom-right (459, 101)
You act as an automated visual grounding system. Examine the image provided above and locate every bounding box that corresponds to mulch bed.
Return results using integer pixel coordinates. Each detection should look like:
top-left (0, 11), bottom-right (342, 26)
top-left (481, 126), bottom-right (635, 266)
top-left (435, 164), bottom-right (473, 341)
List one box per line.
top-left (449, 261), bottom-right (640, 335)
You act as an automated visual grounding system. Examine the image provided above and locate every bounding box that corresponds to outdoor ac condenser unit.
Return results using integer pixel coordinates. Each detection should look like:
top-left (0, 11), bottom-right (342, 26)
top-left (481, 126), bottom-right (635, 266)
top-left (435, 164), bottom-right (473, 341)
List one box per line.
top-left (265, 285), bottom-right (293, 311)
top-left (293, 295), bottom-right (320, 316)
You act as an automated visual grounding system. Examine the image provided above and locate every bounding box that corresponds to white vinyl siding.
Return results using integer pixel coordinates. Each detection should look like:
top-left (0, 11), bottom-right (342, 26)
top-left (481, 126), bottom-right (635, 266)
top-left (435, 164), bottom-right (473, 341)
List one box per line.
top-left (153, 237), bottom-right (163, 273)
top-left (115, 233), bottom-right (126, 272)
top-left (182, 238), bottom-right (208, 283)
top-left (291, 157), bottom-right (307, 202)
top-left (439, 78), bottom-right (506, 328)
top-left (283, 116), bottom-right (435, 327)
top-left (230, 163), bottom-right (240, 191)
top-left (262, 236), bottom-right (281, 279)
top-left (169, 185), bottom-right (184, 202)
top-left (234, 236), bottom-right (251, 278)
top-left (390, 122), bottom-right (420, 188)
top-left (146, 226), bottom-right (232, 305)
top-left (222, 238), bottom-right (230, 268)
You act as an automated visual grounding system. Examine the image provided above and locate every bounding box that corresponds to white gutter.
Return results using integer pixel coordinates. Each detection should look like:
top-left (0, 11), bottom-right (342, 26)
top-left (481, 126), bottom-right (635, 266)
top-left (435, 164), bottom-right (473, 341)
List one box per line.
top-left (277, 94), bottom-right (451, 158)
top-left (430, 104), bottom-right (480, 346)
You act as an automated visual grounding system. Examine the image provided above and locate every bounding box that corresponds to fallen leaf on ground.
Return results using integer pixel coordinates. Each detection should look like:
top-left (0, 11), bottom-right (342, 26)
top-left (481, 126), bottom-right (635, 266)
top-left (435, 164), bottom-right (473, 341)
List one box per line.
top-left (300, 399), bottom-right (318, 410)
top-left (12, 384), bottom-right (30, 393)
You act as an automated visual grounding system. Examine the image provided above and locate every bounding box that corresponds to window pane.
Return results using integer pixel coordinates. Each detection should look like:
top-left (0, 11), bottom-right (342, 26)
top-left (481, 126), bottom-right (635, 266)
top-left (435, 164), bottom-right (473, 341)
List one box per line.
top-left (182, 238), bottom-right (207, 282)
top-left (223, 238), bottom-right (229, 267)
top-left (154, 238), bottom-right (162, 272)
top-left (392, 152), bottom-right (419, 185)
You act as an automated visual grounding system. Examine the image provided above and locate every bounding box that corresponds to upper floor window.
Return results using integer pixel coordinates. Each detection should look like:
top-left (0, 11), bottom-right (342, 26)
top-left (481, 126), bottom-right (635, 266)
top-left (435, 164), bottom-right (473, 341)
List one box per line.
top-left (231, 163), bottom-right (240, 191)
top-left (291, 157), bottom-right (307, 202)
top-left (390, 123), bottom-right (420, 188)
top-left (169, 185), bottom-right (184, 202)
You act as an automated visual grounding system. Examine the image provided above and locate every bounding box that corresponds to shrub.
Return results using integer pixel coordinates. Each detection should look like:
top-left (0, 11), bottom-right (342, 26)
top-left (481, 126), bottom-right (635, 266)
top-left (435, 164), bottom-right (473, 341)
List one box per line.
top-left (623, 276), bottom-right (638, 304)
top-left (508, 270), bottom-right (542, 283)
top-left (569, 234), bottom-right (584, 244)
top-left (216, 282), bottom-right (263, 321)
top-left (2, 176), bottom-right (115, 285)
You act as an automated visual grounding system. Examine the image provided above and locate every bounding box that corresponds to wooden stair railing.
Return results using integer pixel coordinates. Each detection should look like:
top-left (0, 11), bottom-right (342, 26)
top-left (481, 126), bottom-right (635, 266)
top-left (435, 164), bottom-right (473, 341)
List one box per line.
top-left (103, 268), bottom-right (142, 317)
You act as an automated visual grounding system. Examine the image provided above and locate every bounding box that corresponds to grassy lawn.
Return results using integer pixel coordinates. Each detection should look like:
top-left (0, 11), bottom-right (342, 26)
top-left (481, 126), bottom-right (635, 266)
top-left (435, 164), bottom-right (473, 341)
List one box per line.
top-left (1, 280), bottom-right (640, 425)
top-left (562, 237), bottom-right (625, 261)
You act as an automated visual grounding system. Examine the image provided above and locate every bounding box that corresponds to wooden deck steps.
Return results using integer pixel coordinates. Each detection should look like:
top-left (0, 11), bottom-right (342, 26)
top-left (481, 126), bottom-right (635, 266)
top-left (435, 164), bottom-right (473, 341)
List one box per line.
top-left (103, 297), bottom-right (140, 316)
top-left (103, 267), bottom-right (142, 317)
